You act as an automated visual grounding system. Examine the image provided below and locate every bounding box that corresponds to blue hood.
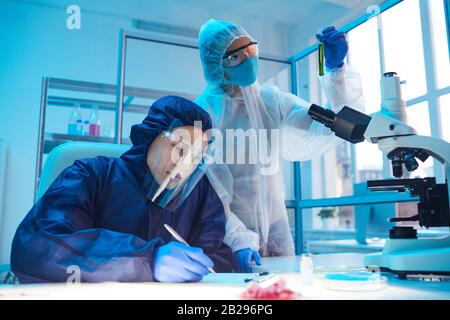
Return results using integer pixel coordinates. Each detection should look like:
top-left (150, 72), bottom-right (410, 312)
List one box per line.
top-left (120, 95), bottom-right (212, 185)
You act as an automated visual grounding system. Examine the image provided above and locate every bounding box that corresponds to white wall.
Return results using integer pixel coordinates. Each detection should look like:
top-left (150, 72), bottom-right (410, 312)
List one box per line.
top-left (0, 0), bottom-right (132, 264)
top-left (0, 0), bottom-right (290, 264)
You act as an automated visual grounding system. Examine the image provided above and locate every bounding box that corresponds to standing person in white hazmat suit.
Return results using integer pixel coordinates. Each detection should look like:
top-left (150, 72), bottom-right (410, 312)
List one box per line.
top-left (195, 19), bottom-right (365, 272)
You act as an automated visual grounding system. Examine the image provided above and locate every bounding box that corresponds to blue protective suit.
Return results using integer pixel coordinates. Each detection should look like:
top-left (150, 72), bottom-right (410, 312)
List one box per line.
top-left (11, 96), bottom-right (233, 283)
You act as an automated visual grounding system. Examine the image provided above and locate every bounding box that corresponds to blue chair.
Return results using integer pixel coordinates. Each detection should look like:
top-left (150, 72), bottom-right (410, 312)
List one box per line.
top-left (36, 142), bottom-right (130, 201)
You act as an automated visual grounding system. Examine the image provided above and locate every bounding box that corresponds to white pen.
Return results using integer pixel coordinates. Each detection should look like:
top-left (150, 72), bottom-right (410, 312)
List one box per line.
top-left (163, 224), bottom-right (216, 274)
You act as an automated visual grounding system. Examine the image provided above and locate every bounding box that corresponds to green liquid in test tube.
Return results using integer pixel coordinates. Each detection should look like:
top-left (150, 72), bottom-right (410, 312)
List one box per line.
top-left (318, 43), bottom-right (324, 76)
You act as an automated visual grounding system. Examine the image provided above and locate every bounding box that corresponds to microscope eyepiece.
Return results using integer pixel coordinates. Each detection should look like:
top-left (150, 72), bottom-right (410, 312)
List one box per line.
top-left (308, 104), bottom-right (336, 128)
top-left (308, 104), bottom-right (372, 144)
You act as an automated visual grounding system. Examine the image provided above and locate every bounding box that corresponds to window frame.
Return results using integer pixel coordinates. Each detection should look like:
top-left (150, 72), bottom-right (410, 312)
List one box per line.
top-left (288, 0), bottom-right (450, 254)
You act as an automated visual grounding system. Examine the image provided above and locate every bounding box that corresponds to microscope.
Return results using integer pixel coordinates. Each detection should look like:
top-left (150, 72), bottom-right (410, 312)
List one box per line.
top-left (308, 72), bottom-right (450, 280)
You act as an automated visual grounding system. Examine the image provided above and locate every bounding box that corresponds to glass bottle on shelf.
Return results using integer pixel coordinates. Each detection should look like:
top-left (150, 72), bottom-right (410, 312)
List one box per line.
top-left (88, 105), bottom-right (101, 137)
top-left (82, 120), bottom-right (90, 136)
top-left (75, 119), bottom-right (83, 136)
top-left (68, 103), bottom-right (83, 135)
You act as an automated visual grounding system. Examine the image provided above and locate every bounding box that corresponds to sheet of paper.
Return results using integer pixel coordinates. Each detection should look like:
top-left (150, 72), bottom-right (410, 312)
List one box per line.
top-left (201, 272), bottom-right (274, 285)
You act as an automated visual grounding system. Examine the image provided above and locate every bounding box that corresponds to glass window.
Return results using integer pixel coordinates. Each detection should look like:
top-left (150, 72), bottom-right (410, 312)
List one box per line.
top-left (301, 142), bottom-right (358, 200)
top-left (283, 160), bottom-right (295, 200)
top-left (296, 50), bottom-right (321, 103)
top-left (303, 205), bottom-right (356, 254)
top-left (296, 51), bottom-right (340, 200)
top-left (259, 59), bottom-right (295, 201)
top-left (302, 205), bottom-right (381, 255)
top-left (406, 101), bottom-right (431, 136)
top-left (439, 94), bottom-right (450, 142)
top-left (297, 47), bottom-right (364, 200)
top-left (287, 208), bottom-right (296, 245)
top-left (295, 55), bottom-right (314, 102)
top-left (124, 38), bottom-right (204, 141)
top-left (126, 38), bottom-right (205, 95)
top-left (301, 201), bottom-right (423, 255)
top-left (405, 101), bottom-right (434, 177)
top-left (355, 142), bottom-right (384, 182)
top-left (347, 16), bottom-right (385, 185)
top-left (348, 17), bottom-right (382, 113)
top-left (259, 59), bottom-right (291, 89)
top-left (382, 0), bottom-right (427, 100)
top-left (430, 0), bottom-right (450, 89)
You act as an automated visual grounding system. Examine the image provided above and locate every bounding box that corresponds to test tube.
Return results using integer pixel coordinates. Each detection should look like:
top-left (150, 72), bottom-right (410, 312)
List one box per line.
top-left (318, 43), bottom-right (324, 76)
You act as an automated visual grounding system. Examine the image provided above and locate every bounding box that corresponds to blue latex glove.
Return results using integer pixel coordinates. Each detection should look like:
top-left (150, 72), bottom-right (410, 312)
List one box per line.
top-left (316, 26), bottom-right (348, 70)
top-left (234, 248), bottom-right (261, 273)
top-left (152, 241), bottom-right (214, 282)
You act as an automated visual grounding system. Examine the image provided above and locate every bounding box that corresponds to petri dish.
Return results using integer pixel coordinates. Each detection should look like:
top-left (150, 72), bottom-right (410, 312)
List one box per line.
top-left (314, 265), bottom-right (388, 291)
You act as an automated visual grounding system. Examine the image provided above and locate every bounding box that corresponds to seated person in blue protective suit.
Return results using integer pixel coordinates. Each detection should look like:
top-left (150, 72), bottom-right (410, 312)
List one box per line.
top-left (11, 96), bottom-right (233, 283)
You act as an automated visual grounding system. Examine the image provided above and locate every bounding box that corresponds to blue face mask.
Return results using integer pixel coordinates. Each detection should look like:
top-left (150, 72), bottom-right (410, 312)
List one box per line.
top-left (223, 56), bottom-right (259, 86)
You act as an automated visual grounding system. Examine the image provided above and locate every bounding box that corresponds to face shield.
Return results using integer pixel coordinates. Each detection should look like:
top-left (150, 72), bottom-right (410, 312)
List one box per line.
top-left (144, 122), bottom-right (215, 210)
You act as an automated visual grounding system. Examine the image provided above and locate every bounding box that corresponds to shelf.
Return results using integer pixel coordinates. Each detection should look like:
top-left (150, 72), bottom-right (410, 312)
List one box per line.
top-left (43, 133), bottom-right (131, 154)
top-left (45, 78), bottom-right (198, 114)
top-left (48, 77), bottom-right (197, 100)
top-left (47, 95), bottom-right (150, 114)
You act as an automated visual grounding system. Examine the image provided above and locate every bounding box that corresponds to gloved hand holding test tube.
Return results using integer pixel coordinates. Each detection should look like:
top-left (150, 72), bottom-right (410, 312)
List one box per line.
top-left (316, 26), bottom-right (348, 72)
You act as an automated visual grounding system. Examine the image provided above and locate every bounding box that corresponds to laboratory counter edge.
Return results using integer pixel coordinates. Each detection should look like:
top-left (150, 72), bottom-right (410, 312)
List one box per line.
top-left (0, 253), bottom-right (449, 300)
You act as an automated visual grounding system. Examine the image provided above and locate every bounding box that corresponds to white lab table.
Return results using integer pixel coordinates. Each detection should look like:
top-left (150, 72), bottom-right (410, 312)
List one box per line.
top-left (0, 253), bottom-right (449, 300)
top-left (306, 239), bottom-right (386, 254)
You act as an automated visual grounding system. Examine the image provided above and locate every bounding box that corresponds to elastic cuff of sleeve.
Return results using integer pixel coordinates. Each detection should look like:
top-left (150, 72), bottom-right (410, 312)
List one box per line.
top-left (231, 243), bottom-right (259, 253)
top-left (224, 234), bottom-right (260, 253)
top-left (325, 62), bottom-right (344, 71)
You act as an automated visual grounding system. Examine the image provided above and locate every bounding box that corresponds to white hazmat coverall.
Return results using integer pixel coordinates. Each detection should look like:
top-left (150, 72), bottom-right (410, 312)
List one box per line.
top-left (195, 19), bottom-right (365, 256)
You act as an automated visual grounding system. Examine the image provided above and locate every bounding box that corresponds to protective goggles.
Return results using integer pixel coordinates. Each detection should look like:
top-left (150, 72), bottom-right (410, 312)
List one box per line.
top-left (222, 41), bottom-right (258, 68)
